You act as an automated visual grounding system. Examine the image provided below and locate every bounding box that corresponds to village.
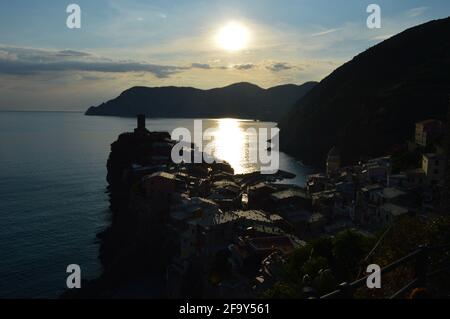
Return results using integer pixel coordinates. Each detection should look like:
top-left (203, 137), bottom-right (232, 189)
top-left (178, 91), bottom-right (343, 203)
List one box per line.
top-left (93, 114), bottom-right (448, 299)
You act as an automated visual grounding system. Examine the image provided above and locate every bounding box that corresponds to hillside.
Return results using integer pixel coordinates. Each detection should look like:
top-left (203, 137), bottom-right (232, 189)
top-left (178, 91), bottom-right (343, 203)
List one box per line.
top-left (85, 81), bottom-right (317, 121)
top-left (280, 17), bottom-right (450, 166)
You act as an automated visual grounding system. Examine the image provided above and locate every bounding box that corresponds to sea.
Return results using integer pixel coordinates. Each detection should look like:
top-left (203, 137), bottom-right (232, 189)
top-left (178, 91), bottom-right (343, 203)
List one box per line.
top-left (0, 111), bottom-right (316, 298)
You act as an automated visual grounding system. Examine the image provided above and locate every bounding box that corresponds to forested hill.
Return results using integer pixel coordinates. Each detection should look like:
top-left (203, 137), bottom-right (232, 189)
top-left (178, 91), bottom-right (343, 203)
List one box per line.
top-left (279, 17), bottom-right (450, 165)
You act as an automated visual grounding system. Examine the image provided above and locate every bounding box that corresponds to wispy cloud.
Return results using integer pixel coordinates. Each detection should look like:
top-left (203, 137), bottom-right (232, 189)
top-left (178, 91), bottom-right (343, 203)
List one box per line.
top-left (156, 12), bottom-right (168, 19)
top-left (55, 50), bottom-right (91, 57)
top-left (266, 62), bottom-right (294, 72)
top-left (310, 28), bottom-right (341, 37)
top-left (233, 63), bottom-right (255, 70)
top-left (371, 34), bottom-right (395, 41)
top-left (190, 63), bottom-right (212, 69)
top-left (406, 7), bottom-right (428, 18)
top-left (0, 45), bottom-right (306, 84)
top-left (0, 60), bottom-right (185, 78)
top-left (0, 49), bottom-right (17, 61)
top-left (0, 46), bottom-right (186, 78)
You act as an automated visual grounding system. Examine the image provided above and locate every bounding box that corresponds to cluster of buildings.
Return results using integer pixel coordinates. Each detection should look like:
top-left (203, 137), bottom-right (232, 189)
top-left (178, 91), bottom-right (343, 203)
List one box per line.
top-left (114, 116), bottom-right (312, 298)
top-left (127, 158), bottom-right (313, 297)
top-left (106, 114), bottom-right (448, 298)
top-left (305, 118), bottom-right (448, 233)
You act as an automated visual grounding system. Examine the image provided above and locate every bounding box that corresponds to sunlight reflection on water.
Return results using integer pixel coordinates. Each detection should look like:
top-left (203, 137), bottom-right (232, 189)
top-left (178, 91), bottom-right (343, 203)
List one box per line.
top-left (196, 118), bottom-right (270, 175)
top-left (209, 119), bottom-right (247, 174)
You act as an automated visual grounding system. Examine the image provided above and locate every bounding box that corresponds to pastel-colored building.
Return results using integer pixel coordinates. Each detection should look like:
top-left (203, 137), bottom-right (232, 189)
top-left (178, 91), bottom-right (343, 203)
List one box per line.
top-left (415, 119), bottom-right (443, 147)
top-left (422, 153), bottom-right (447, 186)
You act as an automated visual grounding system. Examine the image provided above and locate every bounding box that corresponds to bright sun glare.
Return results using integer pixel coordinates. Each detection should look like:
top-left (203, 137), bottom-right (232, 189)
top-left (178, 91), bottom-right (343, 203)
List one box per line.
top-left (216, 22), bottom-right (250, 52)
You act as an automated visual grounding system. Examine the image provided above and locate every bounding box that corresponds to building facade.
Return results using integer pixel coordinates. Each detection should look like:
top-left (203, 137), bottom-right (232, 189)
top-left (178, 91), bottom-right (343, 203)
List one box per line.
top-left (422, 153), bottom-right (447, 186)
top-left (415, 119), bottom-right (443, 147)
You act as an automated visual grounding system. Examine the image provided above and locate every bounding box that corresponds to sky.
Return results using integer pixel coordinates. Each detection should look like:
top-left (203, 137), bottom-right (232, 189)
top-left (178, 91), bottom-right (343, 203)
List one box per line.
top-left (0, 0), bottom-right (449, 111)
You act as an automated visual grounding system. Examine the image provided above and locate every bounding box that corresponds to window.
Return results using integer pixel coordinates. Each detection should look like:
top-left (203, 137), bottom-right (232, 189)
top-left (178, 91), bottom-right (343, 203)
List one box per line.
top-left (434, 169), bottom-right (439, 175)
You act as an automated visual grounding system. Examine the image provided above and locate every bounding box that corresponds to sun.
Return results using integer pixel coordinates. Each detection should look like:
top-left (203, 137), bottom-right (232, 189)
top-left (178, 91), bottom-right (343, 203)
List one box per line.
top-left (216, 22), bottom-right (250, 52)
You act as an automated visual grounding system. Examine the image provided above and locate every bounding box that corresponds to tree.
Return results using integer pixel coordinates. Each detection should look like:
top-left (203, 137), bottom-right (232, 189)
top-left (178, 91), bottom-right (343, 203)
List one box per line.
top-left (332, 230), bottom-right (373, 281)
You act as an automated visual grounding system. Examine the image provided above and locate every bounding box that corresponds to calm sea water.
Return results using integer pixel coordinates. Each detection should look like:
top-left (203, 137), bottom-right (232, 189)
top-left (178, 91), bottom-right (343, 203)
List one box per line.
top-left (0, 111), bottom-right (315, 298)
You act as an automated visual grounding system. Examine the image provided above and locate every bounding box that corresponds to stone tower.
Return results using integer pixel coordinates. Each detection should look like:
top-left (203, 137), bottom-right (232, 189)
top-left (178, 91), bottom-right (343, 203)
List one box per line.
top-left (326, 146), bottom-right (341, 176)
top-left (134, 114), bottom-right (148, 135)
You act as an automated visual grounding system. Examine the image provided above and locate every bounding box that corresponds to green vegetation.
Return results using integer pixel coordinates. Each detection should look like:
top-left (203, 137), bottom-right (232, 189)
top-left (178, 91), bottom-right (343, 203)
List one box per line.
top-left (356, 215), bottom-right (450, 298)
top-left (262, 230), bottom-right (375, 298)
top-left (262, 216), bottom-right (450, 298)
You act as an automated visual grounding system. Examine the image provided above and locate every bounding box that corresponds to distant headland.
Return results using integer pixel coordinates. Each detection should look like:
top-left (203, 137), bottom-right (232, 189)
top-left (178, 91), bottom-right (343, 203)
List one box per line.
top-left (85, 81), bottom-right (317, 121)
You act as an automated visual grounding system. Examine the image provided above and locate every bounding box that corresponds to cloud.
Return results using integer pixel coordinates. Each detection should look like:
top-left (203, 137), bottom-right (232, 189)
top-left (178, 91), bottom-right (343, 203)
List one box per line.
top-left (190, 63), bottom-right (211, 69)
top-left (371, 34), bottom-right (395, 41)
top-left (310, 28), bottom-right (341, 37)
top-left (233, 63), bottom-right (255, 70)
top-left (0, 60), bottom-right (185, 78)
top-left (265, 62), bottom-right (294, 72)
top-left (406, 7), bottom-right (428, 18)
top-left (156, 12), bottom-right (167, 19)
top-left (0, 50), bottom-right (17, 61)
top-left (55, 50), bottom-right (91, 57)
top-left (0, 46), bottom-right (186, 78)
top-left (0, 46), bottom-right (306, 81)
top-left (79, 74), bottom-right (117, 81)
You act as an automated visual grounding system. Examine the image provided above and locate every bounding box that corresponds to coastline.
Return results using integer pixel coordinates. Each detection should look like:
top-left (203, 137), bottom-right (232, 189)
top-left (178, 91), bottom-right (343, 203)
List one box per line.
top-left (62, 116), bottom-right (308, 298)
